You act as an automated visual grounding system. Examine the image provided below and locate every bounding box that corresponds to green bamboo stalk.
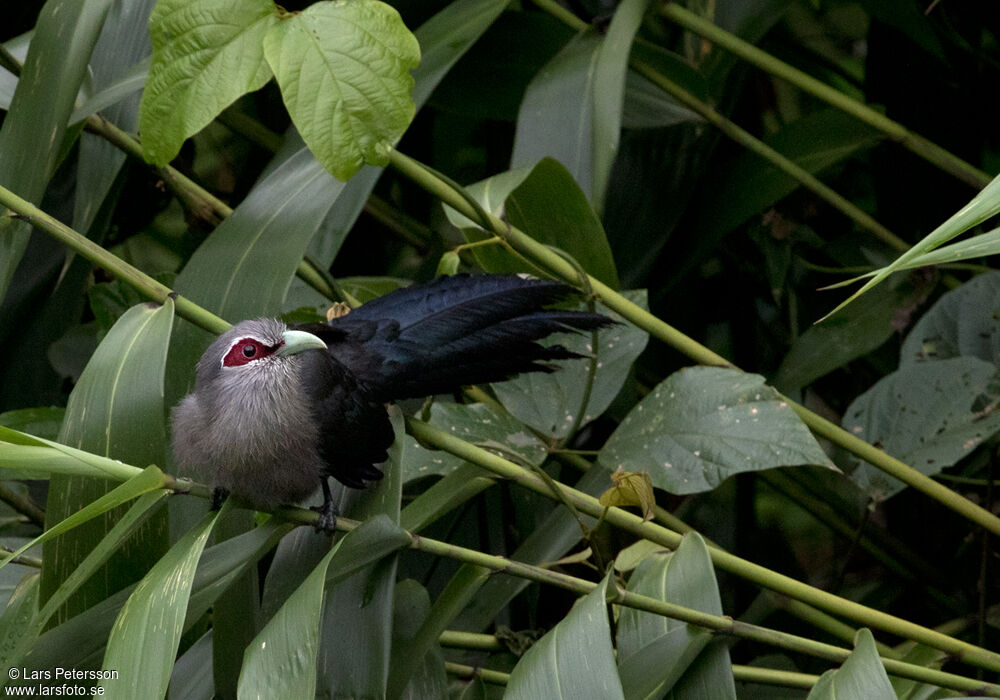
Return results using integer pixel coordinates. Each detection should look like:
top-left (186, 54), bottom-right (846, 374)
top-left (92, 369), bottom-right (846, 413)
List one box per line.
top-left (530, 0), bottom-right (908, 252)
top-left (627, 59), bottom-right (909, 252)
top-left (387, 148), bottom-right (1000, 541)
top-left (0, 184), bottom-right (229, 335)
top-left (406, 416), bottom-right (1000, 674)
top-left (766, 593), bottom-right (899, 659)
top-left (658, 3), bottom-right (992, 190)
top-left (444, 662), bottom-right (510, 685)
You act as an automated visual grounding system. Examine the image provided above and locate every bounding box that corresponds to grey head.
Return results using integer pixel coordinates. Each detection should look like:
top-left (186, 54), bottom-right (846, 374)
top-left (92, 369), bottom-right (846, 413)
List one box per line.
top-left (172, 318), bottom-right (329, 510)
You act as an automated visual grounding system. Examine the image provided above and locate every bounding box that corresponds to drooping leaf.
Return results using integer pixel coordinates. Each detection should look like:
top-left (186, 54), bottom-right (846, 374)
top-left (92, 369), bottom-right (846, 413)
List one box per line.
top-left (600, 470), bottom-right (656, 521)
top-left (0, 407), bottom-right (65, 442)
top-left (600, 367), bottom-right (832, 494)
top-left (315, 409), bottom-right (405, 697)
top-left (505, 571), bottom-right (624, 699)
top-left (492, 290), bottom-right (649, 441)
top-left (900, 271), bottom-right (1000, 366)
top-left (99, 508), bottom-right (220, 700)
top-left (843, 357), bottom-right (1000, 502)
top-left (140, 0), bottom-right (278, 166)
top-left (807, 629), bottom-right (895, 700)
top-left (389, 581), bottom-right (448, 700)
top-left (264, 0), bottom-right (420, 180)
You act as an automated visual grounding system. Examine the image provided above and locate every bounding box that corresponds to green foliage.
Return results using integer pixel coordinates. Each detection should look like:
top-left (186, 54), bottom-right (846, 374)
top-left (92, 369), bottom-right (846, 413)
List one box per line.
top-left (3, 0), bottom-right (1000, 697)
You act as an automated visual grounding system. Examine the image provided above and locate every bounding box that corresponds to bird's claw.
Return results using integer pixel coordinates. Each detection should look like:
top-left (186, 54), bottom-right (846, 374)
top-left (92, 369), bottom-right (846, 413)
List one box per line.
top-left (310, 501), bottom-right (338, 534)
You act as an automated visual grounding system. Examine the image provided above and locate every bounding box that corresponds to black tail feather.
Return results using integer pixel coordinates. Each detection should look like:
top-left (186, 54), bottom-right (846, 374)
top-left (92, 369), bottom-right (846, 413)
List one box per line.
top-left (316, 274), bottom-right (615, 402)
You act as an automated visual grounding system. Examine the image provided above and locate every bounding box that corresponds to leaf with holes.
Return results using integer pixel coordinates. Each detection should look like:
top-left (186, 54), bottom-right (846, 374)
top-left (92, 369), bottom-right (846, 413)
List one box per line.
top-left (264, 0), bottom-right (420, 180)
top-left (843, 357), bottom-right (1000, 502)
top-left (600, 367), bottom-right (832, 494)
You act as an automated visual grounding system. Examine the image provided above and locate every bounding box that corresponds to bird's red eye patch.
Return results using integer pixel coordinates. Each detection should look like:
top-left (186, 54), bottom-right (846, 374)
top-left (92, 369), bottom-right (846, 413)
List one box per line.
top-left (222, 338), bottom-right (280, 367)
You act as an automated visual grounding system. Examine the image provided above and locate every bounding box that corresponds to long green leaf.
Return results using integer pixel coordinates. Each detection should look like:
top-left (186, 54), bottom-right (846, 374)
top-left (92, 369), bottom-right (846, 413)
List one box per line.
top-left (591, 0), bottom-right (650, 209)
top-left (0, 574), bottom-right (39, 692)
top-left (0, 0), bottom-right (113, 301)
top-left (99, 507), bottom-right (221, 699)
top-left (238, 515), bottom-right (410, 699)
top-left (43, 299), bottom-right (174, 624)
top-left (825, 172), bottom-right (1000, 318)
top-left (505, 571), bottom-right (624, 699)
top-left (0, 467), bottom-right (166, 579)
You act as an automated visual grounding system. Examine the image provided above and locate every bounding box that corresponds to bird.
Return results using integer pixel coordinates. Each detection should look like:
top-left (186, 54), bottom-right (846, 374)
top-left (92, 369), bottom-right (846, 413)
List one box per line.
top-left (171, 273), bottom-right (613, 532)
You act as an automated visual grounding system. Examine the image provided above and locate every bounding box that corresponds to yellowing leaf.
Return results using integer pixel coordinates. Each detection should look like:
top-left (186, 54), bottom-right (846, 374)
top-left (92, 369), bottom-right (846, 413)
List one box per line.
top-left (600, 469), bottom-right (655, 521)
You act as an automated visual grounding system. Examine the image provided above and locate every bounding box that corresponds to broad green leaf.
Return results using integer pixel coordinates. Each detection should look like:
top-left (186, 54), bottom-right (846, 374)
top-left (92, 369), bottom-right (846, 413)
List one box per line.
top-left (100, 508), bottom-right (220, 699)
top-left (807, 629), bottom-right (895, 700)
top-left (506, 158), bottom-right (620, 289)
top-left (511, 32), bottom-right (602, 198)
top-left (0, 0), bottom-right (113, 302)
top-left (428, 402), bottom-right (548, 468)
top-left (505, 571), bottom-right (624, 699)
top-left (140, 0), bottom-right (278, 166)
top-left (0, 33), bottom-right (31, 110)
top-left (399, 434), bottom-right (466, 483)
top-left (601, 367), bottom-right (832, 494)
top-left (0, 574), bottom-right (39, 692)
top-left (390, 581), bottom-right (448, 700)
top-left (492, 290), bottom-right (649, 440)
top-left (843, 357), bottom-right (1000, 502)
top-left (239, 515), bottom-right (409, 699)
top-left (775, 280), bottom-right (927, 393)
top-left (592, 0), bottom-right (650, 209)
top-left (43, 299), bottom-right (174, 624)
top-left (624, 41), bottom-right (707, 129)
top-left (263, 0), bottom-right (420, 180)
top-left (316, 410), bottom-right (404, 697)
top-left (74, 0), bottom-right (155, 236)
top-left (0, 407), bottom-right (64, 442)
top-left (617, 533), bottom-right (735, 700)
top-left (888, 641), bottom-right (947, 700)
top-left (900, 271), bottom-right (1000, 367)
top-left (826, 171), bottom-right (1000, 319)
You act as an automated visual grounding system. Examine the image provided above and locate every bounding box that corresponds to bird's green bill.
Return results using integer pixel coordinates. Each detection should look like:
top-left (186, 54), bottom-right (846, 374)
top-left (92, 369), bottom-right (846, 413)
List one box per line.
top-left (278, 329), bottom-right (327, 356)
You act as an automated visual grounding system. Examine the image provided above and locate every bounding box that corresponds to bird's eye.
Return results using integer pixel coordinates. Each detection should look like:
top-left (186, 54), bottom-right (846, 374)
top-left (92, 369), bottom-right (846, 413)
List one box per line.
top-left (222, 337), bottom-right (272, 367)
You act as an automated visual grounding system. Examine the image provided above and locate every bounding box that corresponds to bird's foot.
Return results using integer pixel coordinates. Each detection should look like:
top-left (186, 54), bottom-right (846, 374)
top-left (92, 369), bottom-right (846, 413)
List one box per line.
top-left (209, 487), bottom-right (229, 511)
top-left (310, 500), bottom-right (338, 535)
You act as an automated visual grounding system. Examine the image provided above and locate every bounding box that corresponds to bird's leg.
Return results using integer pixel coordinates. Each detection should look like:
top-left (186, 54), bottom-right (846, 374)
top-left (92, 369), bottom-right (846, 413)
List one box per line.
top-left (310, 477), bottom-right (338, 534)
top-left (209, 486), bottom-right (230, 511)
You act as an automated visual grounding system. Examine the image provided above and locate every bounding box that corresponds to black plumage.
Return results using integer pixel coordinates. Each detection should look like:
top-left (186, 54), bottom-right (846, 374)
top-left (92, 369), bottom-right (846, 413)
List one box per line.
top-left (172, 274), bottom-right (612, 530)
